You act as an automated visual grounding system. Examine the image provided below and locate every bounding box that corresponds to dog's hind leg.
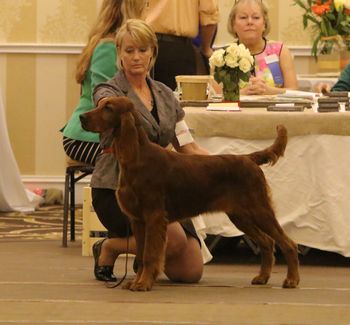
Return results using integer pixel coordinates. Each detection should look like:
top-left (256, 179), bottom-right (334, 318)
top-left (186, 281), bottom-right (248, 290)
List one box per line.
top-left (227, 213), bottom-right (275, 285)
top-left (254, 209), bottom-right (300, 288)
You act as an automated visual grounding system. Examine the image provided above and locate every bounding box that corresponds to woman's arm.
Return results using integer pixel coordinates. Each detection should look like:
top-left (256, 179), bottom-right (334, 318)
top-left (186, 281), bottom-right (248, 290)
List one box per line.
top-left (331, 64), bottom-right (350, 91)
top-left (90, 40), bottom-right (117, 90)
top-left (173, 141), bottom-right (210, 155)
top-left (171, 120), bottom-right (210, 155)
top-left (279, 45), bottom-right (298, 90)
top-left (241, 45), bottom-right (298, 96)
top-left (170, 119), bottom-right (210, 155)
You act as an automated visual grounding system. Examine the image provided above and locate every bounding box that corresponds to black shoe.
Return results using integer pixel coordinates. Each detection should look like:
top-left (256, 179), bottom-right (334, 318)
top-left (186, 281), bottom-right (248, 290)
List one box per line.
top-left (92, 238), bottom-right (117, 282)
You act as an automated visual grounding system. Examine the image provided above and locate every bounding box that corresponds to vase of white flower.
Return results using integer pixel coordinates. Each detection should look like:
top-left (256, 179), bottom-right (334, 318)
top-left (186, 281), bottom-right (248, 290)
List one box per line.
top-left (209, 43), bottom-right (254, 102)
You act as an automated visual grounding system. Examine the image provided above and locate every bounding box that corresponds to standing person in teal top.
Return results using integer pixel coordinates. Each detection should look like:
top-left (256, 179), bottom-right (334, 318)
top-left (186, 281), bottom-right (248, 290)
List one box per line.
top-left (61, 0), bottom-right (144, 165)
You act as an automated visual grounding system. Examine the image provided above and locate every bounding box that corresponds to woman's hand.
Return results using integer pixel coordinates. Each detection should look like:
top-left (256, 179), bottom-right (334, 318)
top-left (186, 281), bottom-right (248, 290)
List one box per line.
top-left (241, 76), bottom-right (287, 95)
top-left (314, 82), bottom-right (332, 93)
top-left (241, 76), bottom-right (268, 95)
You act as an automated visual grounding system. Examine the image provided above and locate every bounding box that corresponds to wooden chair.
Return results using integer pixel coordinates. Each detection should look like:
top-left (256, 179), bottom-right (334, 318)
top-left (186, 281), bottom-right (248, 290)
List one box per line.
top-left (82, 186), bottom-right (107, 256)
top-left (62, 158), bottom-right (94, 247)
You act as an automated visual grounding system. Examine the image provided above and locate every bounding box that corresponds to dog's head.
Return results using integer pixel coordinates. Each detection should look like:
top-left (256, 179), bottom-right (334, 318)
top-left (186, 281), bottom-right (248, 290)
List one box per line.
top-left (80, 96), bottom-right (134, 133)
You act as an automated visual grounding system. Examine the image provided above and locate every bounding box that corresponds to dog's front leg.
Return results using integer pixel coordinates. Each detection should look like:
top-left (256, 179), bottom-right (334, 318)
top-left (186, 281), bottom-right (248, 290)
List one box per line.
top-left (130, 209), bottom-right (168, 291)
top-left (122, 219), bottom-right (145, 290)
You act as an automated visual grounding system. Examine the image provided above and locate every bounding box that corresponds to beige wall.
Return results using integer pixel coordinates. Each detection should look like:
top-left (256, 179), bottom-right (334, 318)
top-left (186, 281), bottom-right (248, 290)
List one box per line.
top-left (0, 0), bottom-right (323, 178)
top-left (216, 0), bottom-right (311, 46)
top-left (0, 0), bottom-right (99, 176)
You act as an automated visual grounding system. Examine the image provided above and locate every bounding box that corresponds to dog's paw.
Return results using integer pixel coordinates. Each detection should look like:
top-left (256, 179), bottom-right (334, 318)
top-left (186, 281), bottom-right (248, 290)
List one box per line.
top-left (122, 280), bottom-right (135, 290)
top-left (129, 280), bottom-right (153, 291)
top-left (130, 284), bottom-right (150, 291)
top-left (282, 278), bottom-right (299, 288)
top-left (128, 275), bottom-right (154, 291)
top-left (251, 274), bottom-right (270, 285)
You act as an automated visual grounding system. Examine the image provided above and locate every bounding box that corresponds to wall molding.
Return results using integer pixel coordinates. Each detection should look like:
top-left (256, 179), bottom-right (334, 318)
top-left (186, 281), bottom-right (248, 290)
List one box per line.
top-left (22, 175), bottom-right (90, 184)
top-left (0, 42), bottom-right (312, 56)
top-left (289, 45), bottom-right (313, 57)
top-left (0, 43), bottom-right (84, 54)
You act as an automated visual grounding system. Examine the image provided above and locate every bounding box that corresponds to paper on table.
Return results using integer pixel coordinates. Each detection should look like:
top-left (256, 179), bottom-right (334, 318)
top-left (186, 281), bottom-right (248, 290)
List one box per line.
top-left (206, 102), bottom-right (241, 111)
top-left (240, 95), bottom-right (277, 101)
top-left (278, 90), bottom-right (319, 100)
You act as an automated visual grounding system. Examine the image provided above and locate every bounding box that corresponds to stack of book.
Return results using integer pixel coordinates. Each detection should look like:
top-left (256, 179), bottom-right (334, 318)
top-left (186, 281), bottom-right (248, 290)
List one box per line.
top-left (317, 92), bottom-right (349, 112)
top-left (239, 93), bottom-right (314, 108)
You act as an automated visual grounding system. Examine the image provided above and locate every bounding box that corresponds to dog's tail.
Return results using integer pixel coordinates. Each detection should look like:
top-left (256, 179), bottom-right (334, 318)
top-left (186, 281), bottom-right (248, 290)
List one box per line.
top-left (247, 125), bottom-right (287, 166)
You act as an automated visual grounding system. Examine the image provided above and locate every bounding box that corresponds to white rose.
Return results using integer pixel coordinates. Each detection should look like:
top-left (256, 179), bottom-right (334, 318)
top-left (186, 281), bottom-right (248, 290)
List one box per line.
top-left (237, 44), bottom-right (247, 55)
top-left (239, 57), bottom-right (252, 73)
top-left (209, 49), bottom-right (225, 69)
top-left (226, 43), bottom-right (240, 58)
top-left (237, 44), bottom-right (254, 65)
top-left (245, 52), bottom-right (254, 66)
top-left (225, 53), bottom-right (239, 68)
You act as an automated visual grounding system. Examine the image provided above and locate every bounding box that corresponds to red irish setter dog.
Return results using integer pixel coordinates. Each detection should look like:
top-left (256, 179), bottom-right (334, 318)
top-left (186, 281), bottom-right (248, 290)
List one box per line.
top-left (80, 96), bottom-right (300, 291)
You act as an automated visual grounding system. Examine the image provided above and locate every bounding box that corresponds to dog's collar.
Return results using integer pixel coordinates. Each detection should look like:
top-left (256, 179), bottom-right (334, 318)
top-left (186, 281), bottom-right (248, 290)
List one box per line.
top-left (102, 147), bottom-right (113, 154)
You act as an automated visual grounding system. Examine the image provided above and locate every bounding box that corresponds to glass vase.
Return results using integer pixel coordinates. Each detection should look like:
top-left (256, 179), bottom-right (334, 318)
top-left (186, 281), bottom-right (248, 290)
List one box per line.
top-left (222, 68), bottom-right (240, 102)
top-left (340, 49), bottom-right (350, 70)
top-left (318, 35), bottom-right (350, 72)
top-left (222, 82), bottom-right (240, 102)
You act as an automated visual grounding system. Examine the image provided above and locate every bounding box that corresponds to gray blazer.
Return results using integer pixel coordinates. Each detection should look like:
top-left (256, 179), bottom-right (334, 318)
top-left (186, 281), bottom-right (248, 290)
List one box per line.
top-left (90, 71), bottom-right (185, 190)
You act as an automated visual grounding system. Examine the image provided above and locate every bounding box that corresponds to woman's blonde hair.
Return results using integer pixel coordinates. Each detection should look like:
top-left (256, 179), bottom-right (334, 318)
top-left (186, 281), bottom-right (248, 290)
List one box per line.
top-left (75, 0), bottom-right (145, 83)
top-left (227, 0), bottom-right (270, 39)
top-left (115, 19), bottom-right (158, 72)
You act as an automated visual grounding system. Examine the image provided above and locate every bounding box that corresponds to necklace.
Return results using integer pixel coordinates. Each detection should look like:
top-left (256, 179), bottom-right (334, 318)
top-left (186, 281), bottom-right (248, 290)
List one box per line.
top-left (134, 85), bottom-right (154, 111)
top-left (249, 38), bottom-right (267, 56)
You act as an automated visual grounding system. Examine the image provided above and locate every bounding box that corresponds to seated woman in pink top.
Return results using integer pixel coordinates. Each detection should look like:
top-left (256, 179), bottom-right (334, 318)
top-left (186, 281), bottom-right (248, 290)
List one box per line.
top-left (228, 0), bottom-right (298, 95)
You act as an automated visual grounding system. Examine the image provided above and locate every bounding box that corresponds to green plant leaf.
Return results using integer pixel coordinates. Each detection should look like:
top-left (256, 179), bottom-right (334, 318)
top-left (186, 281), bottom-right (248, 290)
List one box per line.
top-left (303, 15), bottom-right (308, 28)
top-left (238, 70), bottom-right (250, 81)
top-left (293, 0), bottom-right (308, 10)
top-left (305, 15), bottom-right (320, 26)
top-left (311, 35), bottom-right (321, 59)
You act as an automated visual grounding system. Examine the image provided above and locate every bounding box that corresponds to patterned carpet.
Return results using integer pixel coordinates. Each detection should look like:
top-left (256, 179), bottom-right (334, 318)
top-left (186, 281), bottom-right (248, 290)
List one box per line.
top-left (2, 206), bottom-right (349, 266)
top-left (0, 205), bottom-right (82, 240)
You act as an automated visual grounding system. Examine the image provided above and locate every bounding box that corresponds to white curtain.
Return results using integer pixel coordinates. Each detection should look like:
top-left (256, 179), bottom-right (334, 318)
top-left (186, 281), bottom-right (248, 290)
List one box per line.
top-left (0, 88), bottom-right (41, 212)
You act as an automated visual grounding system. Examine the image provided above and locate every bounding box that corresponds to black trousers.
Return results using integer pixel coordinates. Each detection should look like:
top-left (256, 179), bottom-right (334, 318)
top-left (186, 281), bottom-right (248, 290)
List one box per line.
top-left (153, 34), bottom-right (196, 90)
top-left (92, 188), bottom-right (130, 238)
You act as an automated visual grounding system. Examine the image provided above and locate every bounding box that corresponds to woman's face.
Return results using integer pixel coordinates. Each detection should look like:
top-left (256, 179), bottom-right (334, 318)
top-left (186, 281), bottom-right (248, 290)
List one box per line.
top-left (119, 32), bottom-right (153, 77)
top-left (232, 1), bottom-right (265, 42)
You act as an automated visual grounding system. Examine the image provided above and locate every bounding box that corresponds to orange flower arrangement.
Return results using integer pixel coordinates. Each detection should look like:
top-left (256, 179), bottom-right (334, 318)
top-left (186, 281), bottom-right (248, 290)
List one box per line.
top-left (294, 0), bottom-right (350, 57)
top-left (311, 1), bottom-right (331, 15)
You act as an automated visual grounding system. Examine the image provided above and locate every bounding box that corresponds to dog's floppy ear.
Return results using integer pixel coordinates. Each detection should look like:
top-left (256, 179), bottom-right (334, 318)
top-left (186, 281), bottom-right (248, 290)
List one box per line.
top-left (96, 96), bottom-right (111, 108)
top-left (113, 111), bottom-right (139, 163)
top-left (110, 96), bottom-right (134, 114)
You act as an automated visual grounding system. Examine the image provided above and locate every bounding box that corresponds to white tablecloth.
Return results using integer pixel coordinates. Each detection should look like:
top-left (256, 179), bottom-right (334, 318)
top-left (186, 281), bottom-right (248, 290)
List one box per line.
top-left (192, 135), bottom-right (350, 262)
